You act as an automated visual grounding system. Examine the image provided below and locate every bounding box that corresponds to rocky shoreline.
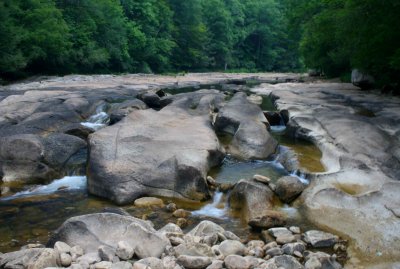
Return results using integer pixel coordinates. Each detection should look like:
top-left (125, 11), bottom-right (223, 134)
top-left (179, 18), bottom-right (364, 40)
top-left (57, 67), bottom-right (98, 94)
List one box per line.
top-left (0, 213), bottom-right (346, 269)
top-left (1, 73), bottom-right (399, 269)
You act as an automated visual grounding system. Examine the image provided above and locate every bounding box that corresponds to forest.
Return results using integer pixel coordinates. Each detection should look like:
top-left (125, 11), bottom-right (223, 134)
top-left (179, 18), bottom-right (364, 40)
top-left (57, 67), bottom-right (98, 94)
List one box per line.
top-left (0, 0), bottom-right (399, 85)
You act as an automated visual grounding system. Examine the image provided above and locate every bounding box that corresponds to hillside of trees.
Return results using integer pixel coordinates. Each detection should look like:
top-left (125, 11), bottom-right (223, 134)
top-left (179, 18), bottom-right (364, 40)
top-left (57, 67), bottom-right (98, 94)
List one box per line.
top-left (1, 0), bottom-right (399, 85)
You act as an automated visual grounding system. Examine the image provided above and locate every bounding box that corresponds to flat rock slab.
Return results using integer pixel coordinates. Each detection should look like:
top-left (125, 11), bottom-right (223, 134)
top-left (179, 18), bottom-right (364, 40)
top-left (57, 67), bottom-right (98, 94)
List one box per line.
top-left (88, 106), bottom-right (225, 204)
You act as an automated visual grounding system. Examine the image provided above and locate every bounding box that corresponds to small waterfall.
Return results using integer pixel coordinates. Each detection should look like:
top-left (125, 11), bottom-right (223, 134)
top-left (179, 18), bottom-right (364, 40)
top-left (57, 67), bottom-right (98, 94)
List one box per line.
top-left (290, 170), bottom-right (309, 185)
top-left (0, 176), bottom-right (87, 201)
top-left (270, 114), bottom-right (287, 133)
top-left (81, 105), bottom-right (109, 131)
top-left (192, 191), bottom-right (227, 218)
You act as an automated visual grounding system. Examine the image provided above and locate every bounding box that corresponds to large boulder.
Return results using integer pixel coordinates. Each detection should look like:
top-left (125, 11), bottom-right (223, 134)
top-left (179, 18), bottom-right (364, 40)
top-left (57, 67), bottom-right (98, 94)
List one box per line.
top-left (229, 179), bottom-right (284, 228)
top-left (214, 92), bottom-right (277, 159)
top-left (88, 106), bottom-right (225, 204)
top-left (47, 213), bottom-right (170, 259)
top-left (0, 248), bottom-right (58, 269)
top-left (0, 133), bottom-right (87, 183)
top-left (351, 69), bottom-right (375, 89)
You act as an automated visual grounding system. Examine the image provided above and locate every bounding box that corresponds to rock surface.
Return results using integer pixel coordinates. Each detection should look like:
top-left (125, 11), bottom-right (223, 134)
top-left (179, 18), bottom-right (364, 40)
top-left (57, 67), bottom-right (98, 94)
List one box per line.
top-left (47, 213), bottom-right (170, 259)
top-left (88, 106), bottom-right (225, 204)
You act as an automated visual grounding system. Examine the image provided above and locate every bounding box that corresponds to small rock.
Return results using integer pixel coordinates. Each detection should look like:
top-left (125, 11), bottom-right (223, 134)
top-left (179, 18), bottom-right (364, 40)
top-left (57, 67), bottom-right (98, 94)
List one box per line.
top-left (253, 175), bottom-right (271, 184)
top-left (54, 241), bottom-right (71, 254)
top-left (289, 226), bottom-right (301, 234)
top-left (116, 241), bottom-right (134, 261)
top-left (218, 183), bottom-right (235, 192)
top-left (70, 263), bottom-right (84, 269)
top-left (276, 234), bottom-right (296, 244)
top-left (71, 245), bottom-right (85, 261)
top-left (95, 261), bottom-right (113, 269)
top-left (218, 240), bottom-right (247, 256)
top-left (134, 197), bottom-right (164, 208)
top-left (111, 261), bottom-right (133, 269)
top-left (203, 234), bottom-right (219, 247)
top-left (21, 243), bottom-right (45, 249)
top-left (98, 245), bottom-right (116, 262)
top-left (176, 218), bottom-right (188, 228)
top-left (166, 203), bottom-right (178, 212)
top-left (282, 242), bottom-right (306, 255)
top-left (206, 260), bottom-right (223, 269)
top-left (224, 255), bottom-right (251, 269)
top-left (294, 251), bottom-right (303, 258)
top-left (174, 242), bottom-right (215, 258)
top-left (268, 227), bottom-right (292, 238)
top-left (247, 240), bottom-right (265, 249)
top-left (133, 262), bottom-right (150, 269)
top-left (77, 252), bottom-right (101, 265)
top-left (60, 253), bottom-right (72, 267)
top-left (265, 247), bottom-right (283, 257)
top-left (274, 176), bottom-right (307, 203)
top-left (206, 176), bottom-right (217, 186)
top-left (159, 223), bottom-right (183, 234)
top-left (223, 231), bottom-right (240, 241)
top-left (137, 257), bottom-right (164, 269)
top-left (177, 255), bottom-right (212, 269)
top-left (303, 230), bottom-right (339, 248)
top-left (263, 242), bottom-right (278, 251)
top-left (173, 209), bottom-right (191, 218)
top-left (263, 255), bottom-right (303, 269)
top-left (248, 210), bottom-right (286, 229)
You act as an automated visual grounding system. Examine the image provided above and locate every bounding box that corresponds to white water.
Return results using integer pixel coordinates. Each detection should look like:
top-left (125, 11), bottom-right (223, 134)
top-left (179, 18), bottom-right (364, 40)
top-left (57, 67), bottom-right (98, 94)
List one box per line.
top-left (290, 170), bottom-right (309, 185)
top-left (0, 176), bottom-right (87, 201)
top-left (81, 105), bottom-right (109, 131)
top-left (192, 191), bottom-right (227, 219)
top-left (270, 115), bottom-right (286, 132)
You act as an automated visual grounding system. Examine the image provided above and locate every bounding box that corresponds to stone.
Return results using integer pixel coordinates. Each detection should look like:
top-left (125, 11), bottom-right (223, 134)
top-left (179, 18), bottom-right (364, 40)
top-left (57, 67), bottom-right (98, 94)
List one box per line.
top-left (218, 240), bottom-right (247, 257)
top-left (71, 245), bottom-right (84, 261)
top-left (304, 252), bottom-right (342, 269)
top-left (0, 248), bottom-right (58, 269)
top-left (174, 242), bottom-right (215, 258)
top-left (214, 92), bottom-right (277, 159)
top-left (224, 255), bottom-right (251, 269)
top-left (229, 179), bottom-right (275, 228)
top-left (268, 227), bottom-right (292, 238)
top-left (248, 210), bottom-right (286, 229)
top-left (166, 203), bottom-right (178, 212)
top-left (132, 262), bottom-right (150, 269)
top-left (303, 230), bottom-right (339, 248)
top-left (222, 231), bottom-right (240, 241)
top-left (247, 240), bottom-right (265, 249)
top-left (60, 253), bottom-right (72, 267)
top-left (134, 197), bottom-right (164, 208)
top-left (282, 243), bottom-right (306, 255)
top-left (206, 260), bottom-right (223, 269)
top-left (87, 107), bottom-right (224, 204)
top-left (263, 255), bottom-right (304, 269)
top-left (188, 221), bottom-right (225, 237)
top-left (48, 213), bottom-right (170, 259)
top-left (206, 176), bottom-right (217, 186)
top-left (54, 241), bottom-right (72, 254)
top-left (137, 257), bottom-right (164, 269)
top-left (274, 176), bottom-right (307, 203)
top-left (289, 226), bottom-right (301, 234)
top-left (202, 234), bottom-right (219, 247)
top-left (95, 261), bottom-right (113, 269)
top-left (98, 245), bottom-right (116, 262)
top-left (77, 252), bottom-right (101, 265)
top-left (173, 209), bottom-right (191, 218)
top-left (253, 175), bottom-right (271, 184)
top-left (177, 255), bottom-right (212, 269)
top-left (263, 242), bottom-right (278, 251)
top-left (176, 218), bottom-right (188, 228)
top-left (276, 234), bottom-right (296, 245)
top-left (265, 247), bottom-right (283, 257)
top-left (115, 241), bottom-right (134, 261)
top-left (70, 263), bottom-right (84, 269)
top-left (351, 69), bottom-right (375, 89)
top-left (159, 223), bottom-right (183, 235)
top-left (111, 261), bottom-right (133, 269)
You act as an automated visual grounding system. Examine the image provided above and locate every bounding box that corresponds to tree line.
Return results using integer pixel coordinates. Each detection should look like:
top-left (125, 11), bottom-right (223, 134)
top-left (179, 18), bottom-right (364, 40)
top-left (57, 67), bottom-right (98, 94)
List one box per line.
top-left (1, 0), bottom-right (399, 85)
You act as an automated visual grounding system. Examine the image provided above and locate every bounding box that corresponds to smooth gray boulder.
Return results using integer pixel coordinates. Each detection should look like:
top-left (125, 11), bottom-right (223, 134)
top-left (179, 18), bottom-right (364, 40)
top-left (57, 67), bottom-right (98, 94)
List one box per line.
top-left (0, 133), bottom-right (87, 183)
top-left (47, 213), bottom-right (170, 259)
top-left (88, 107), bottom-right (224, 204)
top-left (214, 92), bottom-right (277, 159)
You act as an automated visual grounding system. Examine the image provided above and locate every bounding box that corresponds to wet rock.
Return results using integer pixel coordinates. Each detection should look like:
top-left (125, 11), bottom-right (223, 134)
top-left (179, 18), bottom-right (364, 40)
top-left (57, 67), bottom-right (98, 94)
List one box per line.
top-left (218, 183), bottom-right (235, 193)
top-left (282, 243), bottom-right (306, 255)
top-left (188, 221), bottom-right (225, 237)
top-left (229, 179), bottom-right (275, 228)
top-left (166, 203), bottom-right (178, 212)
top-left (0, 248), bottom-right (58, 269)
top-left (248, 210), bottom-right (286, 229)
top-left (218, 240), bottom-right (247, 256)
top-left (274, 176), bottom-right (307, 203)
top-left (177, 255), bottom-right (212, 269)
top-left (173, 209), bottom-right (191, 218)
top-left (174, 242), bottom-right (215, 258)
top-left (304, 252), bottom-right (342, 269)
top-left (303, 230), bottom-right (339, 248)
top-left (60, 252), bottom-right (72, 267)
top-left (224, 255), bottom-right (252, 269)
top-left (88, 107), bottom-right (224, 204)
top-left (98, 245), bottom-right (116, 262)
top-left (214, 92), bottom-right (277, 159)
top-left (48, 213), bottom-right (170, 259)
top-left (134, 197), bottom-right (165, 208)
top-left (253, 175), bottom-right (271, 184)
top-left (263, 255), bottom-right (304, 269)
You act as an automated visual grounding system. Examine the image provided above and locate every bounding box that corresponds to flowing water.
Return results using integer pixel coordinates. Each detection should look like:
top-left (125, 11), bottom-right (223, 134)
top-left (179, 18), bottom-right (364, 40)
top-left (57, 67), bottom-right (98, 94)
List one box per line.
top-left (0, 84), bottom-right (326, 252)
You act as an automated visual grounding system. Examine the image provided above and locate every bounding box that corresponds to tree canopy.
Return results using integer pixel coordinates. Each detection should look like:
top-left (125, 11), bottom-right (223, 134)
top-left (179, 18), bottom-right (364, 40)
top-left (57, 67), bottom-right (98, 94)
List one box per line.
top-left (1, 0), bottom-right (399, 85)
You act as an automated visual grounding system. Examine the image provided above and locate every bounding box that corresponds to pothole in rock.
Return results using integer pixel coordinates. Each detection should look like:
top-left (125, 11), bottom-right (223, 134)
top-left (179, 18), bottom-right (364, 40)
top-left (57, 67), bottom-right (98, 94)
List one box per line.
top-left (333, 183), bottom-right (371, 196)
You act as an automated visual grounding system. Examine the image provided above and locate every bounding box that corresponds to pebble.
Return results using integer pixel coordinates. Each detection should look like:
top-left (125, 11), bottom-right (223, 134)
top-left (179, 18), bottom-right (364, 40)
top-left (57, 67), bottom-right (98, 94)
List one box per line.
top-left (253, 175), bottom-right (271, 184)
top-left (60, 253), bottom-right (72, 267)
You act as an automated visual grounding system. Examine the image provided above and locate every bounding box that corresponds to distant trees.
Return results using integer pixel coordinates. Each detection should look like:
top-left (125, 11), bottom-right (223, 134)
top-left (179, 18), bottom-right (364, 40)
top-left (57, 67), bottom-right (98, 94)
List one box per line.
top-left (1, 0), bottom-right (399, 84)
